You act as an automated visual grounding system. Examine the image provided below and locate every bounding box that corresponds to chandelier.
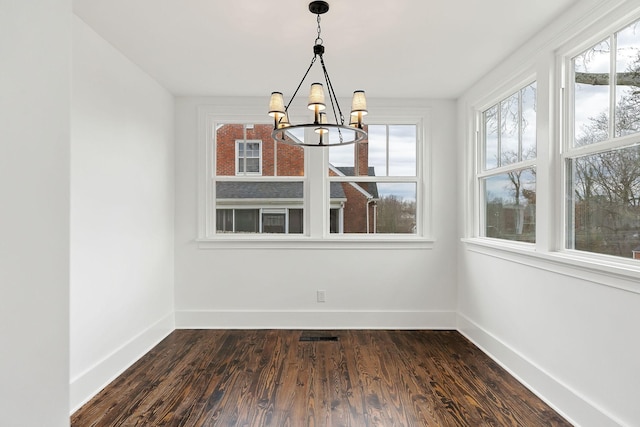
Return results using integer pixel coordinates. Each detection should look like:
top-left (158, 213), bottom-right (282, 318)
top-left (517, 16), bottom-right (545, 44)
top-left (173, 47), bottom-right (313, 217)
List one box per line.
top-left (268, 1), bottom-right (368, 147)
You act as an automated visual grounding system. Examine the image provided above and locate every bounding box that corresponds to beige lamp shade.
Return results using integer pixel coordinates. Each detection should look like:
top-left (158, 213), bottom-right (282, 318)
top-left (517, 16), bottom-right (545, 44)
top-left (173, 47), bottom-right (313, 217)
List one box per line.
top-left (277, 112), bottom-right (291, 129)
top-left (269, 92), bottom-right (286, 117)
top-left (315, 112), bottom-right (329, 134)
top-left (350, 90), bottom-right (368, 115)
top-left (307, 83), bottom-right (326, 110)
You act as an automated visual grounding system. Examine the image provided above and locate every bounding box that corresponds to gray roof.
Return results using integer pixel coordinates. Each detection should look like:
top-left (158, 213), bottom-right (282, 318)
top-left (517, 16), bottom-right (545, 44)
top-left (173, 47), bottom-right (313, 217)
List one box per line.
top-left (335, 166), bottom-right (375, 177)
top-left (335, 167), bottom-right (379, 199)
top-left (216, 181), bottom-right (346, 200)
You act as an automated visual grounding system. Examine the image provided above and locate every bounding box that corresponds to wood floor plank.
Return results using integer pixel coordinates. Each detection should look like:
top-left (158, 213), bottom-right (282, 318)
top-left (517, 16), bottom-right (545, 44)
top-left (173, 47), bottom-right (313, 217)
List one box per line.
top-left (72, 330), bottom-right (573, 427)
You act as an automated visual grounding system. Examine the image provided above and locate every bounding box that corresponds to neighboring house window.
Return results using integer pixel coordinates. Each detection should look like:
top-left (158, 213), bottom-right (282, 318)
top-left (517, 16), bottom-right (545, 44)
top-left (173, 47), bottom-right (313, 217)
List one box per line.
top-left (329, 124), bottom-right (420, 234)
top-left (478, 82), bottom-right (537, 243)
top-left (216, 208), bottom-right (303, 234)
top-left (236, 140), bottom-right (261, 175)
top-left (565, 18), bottom-right (640, 259)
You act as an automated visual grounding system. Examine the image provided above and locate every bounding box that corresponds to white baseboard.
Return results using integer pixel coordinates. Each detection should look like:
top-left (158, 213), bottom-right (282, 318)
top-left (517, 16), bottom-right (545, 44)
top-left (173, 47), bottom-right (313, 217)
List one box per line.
top-left (175, 309), bottom-right (457, 330)
top-left (457, 314), bottom-right (624, 427)
top-left (69, 312), bottom-right (175, 414)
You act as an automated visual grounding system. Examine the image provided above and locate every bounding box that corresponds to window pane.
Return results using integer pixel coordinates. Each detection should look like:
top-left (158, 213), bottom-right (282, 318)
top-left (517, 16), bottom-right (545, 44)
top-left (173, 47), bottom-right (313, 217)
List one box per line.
top-left (521, 83), bottom-right (537, 160)
top-left (331, 182), bottom-right (416, 234)
top-left (482, 169), bottom-right (536, 242)
top-left (275, 142), bottom-right (304, 177)
top-left (376, 183), bottom-right (417, 233)
top-left (329, 124), bottom-right (417, 178)
top-left (329, 142), bottom-right (355, 170)
top-left (367, 125), bottom-right (387, 176)
top-left (329, 208), bottom-right (340, 233)
top-left (235, 209), bottom-right (259, 233)
top-left (262, 213), bottom-right (285, 233)
top-left (215, 123), bottom-right (304, 177)
top-left (388, 125), bottom-right (417, 176)
top-left (567, 145), bottom-right (640, 259)
top-left (289, 209), bottom-right (303, 234)
top-left (615, 20), bottom-right (640, 137)
top-left (217, 181), bottom-right (302, 201)
top-left (216, 209), bottom-right (233, 233)
top-left (246, 142), bottom-right (260, 155)
top-left (573, 39), bottom-right (610, 146)
top-left (245, 158), bottom-right (260, 173)
top-left (216, 181), bottom-right (304, 234)
top-left (484, 105), bottom-right (499, 170)
top-left (500, 93), bottom-right (520, 166)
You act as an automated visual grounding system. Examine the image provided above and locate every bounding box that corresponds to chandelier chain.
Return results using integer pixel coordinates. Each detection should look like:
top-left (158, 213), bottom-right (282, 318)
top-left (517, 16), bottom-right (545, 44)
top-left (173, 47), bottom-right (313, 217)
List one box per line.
top-left (315, 14), bottom-right (323, 45)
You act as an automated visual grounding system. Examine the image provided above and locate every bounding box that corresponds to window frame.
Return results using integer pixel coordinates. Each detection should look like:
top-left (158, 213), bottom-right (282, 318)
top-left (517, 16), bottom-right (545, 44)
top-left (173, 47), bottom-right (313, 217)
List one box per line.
top-left (560, 15), bottom-right (640, 262)
top-left (327, 122), bottom-right (422, 236)
top-left (475, 79), bottom-right (538, 245)
top-left (196, 102), bottom-right (434, 249)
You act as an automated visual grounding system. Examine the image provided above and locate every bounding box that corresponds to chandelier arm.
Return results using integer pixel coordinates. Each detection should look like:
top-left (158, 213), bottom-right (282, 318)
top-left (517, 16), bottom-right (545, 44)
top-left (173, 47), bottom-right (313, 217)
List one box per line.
top-left (284, 55), bottom-right (318, 113)
top-left (319, 55), bottom-right (345, 142)
top-left (319, 55), bottom-right (345, 124)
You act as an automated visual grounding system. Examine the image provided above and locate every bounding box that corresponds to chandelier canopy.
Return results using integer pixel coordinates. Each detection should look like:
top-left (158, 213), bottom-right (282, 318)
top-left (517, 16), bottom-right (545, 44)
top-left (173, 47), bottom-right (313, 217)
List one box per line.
top-left (268, 1), bottom-right (368, 147)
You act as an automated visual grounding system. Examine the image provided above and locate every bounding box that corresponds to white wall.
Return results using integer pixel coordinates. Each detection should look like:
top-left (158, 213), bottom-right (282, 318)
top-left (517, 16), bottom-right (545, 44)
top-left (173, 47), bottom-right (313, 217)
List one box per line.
top-left (457, 0), bottom-right (640, 426)
top-left (70, 16), bottom-right (175, 412)
top-left (0, 1), bottom-right (71, 426)
top-left (174, 97), bottom-right (458, 329)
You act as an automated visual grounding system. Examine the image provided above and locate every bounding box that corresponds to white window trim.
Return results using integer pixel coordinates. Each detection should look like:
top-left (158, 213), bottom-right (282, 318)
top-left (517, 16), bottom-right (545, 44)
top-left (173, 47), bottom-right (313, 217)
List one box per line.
top-left (327, 122), bottom-right (425, 237)
top-left (558, 13), bottom-right (640, 260)
top-left (196, 101), bottom-right (435, 249)
top-left (473, 77), bottom-right (539, 244)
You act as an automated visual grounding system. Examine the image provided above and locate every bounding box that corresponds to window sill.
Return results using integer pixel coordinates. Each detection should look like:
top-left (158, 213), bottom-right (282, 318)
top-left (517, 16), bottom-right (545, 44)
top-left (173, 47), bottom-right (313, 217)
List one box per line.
top-left (461, 237), bottom-right (640, 294)
top-left (197, 236), bottom-right (436, 250)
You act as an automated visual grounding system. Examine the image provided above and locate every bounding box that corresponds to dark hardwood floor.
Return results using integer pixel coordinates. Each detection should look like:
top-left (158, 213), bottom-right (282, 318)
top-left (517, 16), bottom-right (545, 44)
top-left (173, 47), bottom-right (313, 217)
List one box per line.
top-left (71, 330), bottom-right (572, 426)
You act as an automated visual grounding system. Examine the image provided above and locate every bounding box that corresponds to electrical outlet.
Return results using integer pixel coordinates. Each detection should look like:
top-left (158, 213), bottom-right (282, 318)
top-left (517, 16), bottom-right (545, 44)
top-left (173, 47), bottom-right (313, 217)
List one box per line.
top-left (317, 290), bottom-right (326, 303)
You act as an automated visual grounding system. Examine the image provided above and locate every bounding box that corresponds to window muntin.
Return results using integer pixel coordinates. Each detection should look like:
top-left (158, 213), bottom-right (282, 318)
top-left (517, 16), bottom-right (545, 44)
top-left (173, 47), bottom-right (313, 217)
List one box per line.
top-left (329, 124), bottom-right (419, 235)
top-left (565, 18), bottom-right (640, 260)
top-left (479, 82), bottom-right (537, 243)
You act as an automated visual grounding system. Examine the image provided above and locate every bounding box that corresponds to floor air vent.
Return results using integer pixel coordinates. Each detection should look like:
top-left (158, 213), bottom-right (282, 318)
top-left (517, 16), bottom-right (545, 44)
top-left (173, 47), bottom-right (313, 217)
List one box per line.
top-left (299, 336), bottom-right (339, 342)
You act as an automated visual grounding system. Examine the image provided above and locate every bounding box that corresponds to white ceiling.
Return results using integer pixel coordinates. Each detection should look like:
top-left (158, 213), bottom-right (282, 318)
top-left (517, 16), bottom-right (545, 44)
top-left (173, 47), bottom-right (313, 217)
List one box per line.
top-left (73, 0), bottom-right (578, 99)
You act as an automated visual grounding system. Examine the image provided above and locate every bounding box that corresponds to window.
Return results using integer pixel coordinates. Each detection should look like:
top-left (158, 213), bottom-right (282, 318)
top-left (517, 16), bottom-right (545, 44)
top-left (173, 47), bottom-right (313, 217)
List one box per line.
top-left (236, 140), bottom-right (261, 175)
top-left (213, 123), bottom-right (305, 235)
top-left (478, 82), bottom-right (537, 243)
top-left (216, 208), bottom-right (303, 234)
top-left (565, 18), bottom-right (640, 259)
top-left (199, 105), bottom-right (430, 242)
top-left (329, 125), bottom-right (419, 234)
